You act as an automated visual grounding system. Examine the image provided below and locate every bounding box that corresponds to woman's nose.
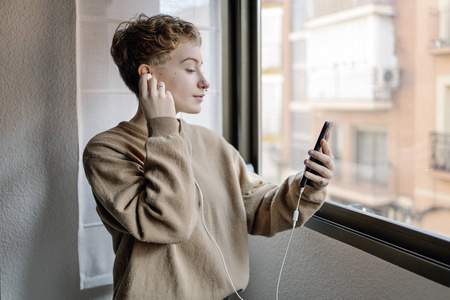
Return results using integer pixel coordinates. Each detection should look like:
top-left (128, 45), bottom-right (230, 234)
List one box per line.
top-left (198, 73), bottom-right (210, 90)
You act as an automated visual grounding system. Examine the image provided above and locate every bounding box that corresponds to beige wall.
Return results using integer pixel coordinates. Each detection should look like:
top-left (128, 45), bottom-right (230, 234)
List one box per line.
top-left (391, 0), bottom-right (417, 198)
top-left (413, 0), bottom-right (450, 234)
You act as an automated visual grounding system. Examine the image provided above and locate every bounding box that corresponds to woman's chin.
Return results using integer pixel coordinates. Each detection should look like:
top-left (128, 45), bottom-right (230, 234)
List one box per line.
top-left (179, 107), bottom-right (202, 115)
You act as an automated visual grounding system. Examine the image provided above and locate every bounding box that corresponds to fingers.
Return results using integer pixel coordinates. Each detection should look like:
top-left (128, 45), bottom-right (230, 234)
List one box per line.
top-left (311, 140), bottom-right (335, 170)
top-left (157, 81), bottom-right (164, 89)
top-left (304, 158), bottom-right (333, 181)
top-left (304, 170), bottom-right (328, 188)
top-left (165, 90), bottom-right (173, 101)
top-left (303, 139), bottom-right (335, 187)
top-left (321, 138), bottom-right (334, 160)
top-left (154, 81), bottom-right (172, 101)
top-left (139, 72), bottom-right (160, 99)
top-left (156, 81), bottom-right (167, 97)
top-left (138, 74), bottom-right (175, 120)
top-left (149, 76), bottom-right (158, 97)
top-left (139, 72), bottom-right (149, 100)
top-left (147, 76), bottom-right (166, 96)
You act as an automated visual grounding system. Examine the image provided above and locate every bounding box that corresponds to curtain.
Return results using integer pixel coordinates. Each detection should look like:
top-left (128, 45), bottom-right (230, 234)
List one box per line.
top-left (76, 0), bottom-right (222, 289)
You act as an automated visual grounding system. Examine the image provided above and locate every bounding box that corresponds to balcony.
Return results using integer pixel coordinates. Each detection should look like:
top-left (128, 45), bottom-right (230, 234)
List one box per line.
top-left (328, 159), bottom-right (396, 208)
top-left (429, 6), bottom-right (450, 55)
top-left (296, 66), bottom-right (399, 111)
top-left (431, 132), bottom-right (450, 173)
top-left (301, 1), bottom-right (398, 111)
top-left (312, 0), bottom-right (393, 18)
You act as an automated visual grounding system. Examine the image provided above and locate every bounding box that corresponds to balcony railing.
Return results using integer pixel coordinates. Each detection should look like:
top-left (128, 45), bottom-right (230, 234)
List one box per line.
top-left (313, 0), bottom-right (392, 18)
top-left (333, 159), bottom-right (393, 194)
top-left (307, 66), bottom-right (399, 103)
top-left (429, 7), bottom-right (450, 48)
top-left (431, 132), bottom-right (450, 172)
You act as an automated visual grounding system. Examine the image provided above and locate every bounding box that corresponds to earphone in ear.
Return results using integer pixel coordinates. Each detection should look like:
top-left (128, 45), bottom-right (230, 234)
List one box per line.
top-left (147, 73), bottom-right (153, 80)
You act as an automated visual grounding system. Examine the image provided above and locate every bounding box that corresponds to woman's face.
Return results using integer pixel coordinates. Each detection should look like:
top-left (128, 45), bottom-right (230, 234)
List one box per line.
top-left (153, 41), bottom-right (210, 114)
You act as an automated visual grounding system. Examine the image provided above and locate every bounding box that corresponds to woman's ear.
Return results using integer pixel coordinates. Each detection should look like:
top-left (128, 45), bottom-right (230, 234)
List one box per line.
top-left (138, 64), bottom-right (152, 77)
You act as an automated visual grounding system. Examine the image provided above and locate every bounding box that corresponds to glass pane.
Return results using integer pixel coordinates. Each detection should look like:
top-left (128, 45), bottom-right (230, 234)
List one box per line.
top-left (78, 0), bottom-right (160, 20)
top-left (160, 0), bottom-right (220, 29)
top-left (260, 0), bottom-right (450, 239)
top-left (78, 22), bottom-right (128, 91)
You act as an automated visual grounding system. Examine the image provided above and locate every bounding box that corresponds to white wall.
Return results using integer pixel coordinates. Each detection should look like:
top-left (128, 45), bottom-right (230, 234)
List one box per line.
top-left (0, 1), bottom-right (112, 299)
top-left (306, 11), bottom-right (398, 100)
top-left (0, 1), bottom-right (448, 300)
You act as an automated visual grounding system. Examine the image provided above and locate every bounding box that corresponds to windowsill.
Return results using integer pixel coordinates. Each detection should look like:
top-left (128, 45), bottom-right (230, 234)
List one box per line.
top-left (429, 169), bottom-right (450, 181)
top-left (290, 99), bottom-right (394, 112)
top-left (305, 3), bottom-right (395, 29)
top-left (305, 200), bottom-right (450, 287)
top-left (429, 46), bottom-right (450, 56)
top-left (327, 183), bottom-right (395, 207)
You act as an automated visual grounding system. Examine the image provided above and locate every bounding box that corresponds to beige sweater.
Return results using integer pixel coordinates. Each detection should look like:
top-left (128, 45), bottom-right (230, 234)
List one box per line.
top-left (83, 117), bottom-right (326, 300)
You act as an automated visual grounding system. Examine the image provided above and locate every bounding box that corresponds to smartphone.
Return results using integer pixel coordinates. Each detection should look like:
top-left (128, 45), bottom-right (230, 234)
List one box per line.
top-left (301, 121), bottom-right (333, 187)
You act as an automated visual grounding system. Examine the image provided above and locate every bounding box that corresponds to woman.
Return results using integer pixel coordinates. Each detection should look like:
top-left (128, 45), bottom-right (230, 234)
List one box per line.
top-left (83, 13), bottom-right (334, 300)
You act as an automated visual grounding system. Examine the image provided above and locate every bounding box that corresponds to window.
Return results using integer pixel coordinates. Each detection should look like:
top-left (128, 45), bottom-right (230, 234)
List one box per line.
top-left (76, 0), bottom-right (222, 289)
top-left (256, 0), bottom-right (450, 286)
top-left (354, 129), bottom-right (388, 188)
top-left (432, 0), bottom-right (450, 47)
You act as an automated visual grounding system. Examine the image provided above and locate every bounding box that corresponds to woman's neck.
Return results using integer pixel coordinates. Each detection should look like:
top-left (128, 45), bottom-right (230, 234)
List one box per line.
top-left (130, 105), bottom-right (181, 128)
top-left (129, 107), bottom-right (147, 127)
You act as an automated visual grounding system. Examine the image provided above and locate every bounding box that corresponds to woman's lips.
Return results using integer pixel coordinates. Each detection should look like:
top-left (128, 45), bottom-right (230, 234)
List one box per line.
top-left (194, 94), bottom-right (205, 101)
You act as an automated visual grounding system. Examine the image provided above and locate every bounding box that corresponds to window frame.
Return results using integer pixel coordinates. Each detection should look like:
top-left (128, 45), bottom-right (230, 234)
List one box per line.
top-left (222, 0), bottom-right (261, 173)
top-left (224, 0), bottom-right (450, 288)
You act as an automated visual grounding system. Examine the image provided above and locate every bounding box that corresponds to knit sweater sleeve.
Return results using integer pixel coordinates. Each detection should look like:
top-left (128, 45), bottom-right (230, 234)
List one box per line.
top-left (83, 117), bottom-right (197, 244)
top-left (230, 145), bottom-right (326, 236)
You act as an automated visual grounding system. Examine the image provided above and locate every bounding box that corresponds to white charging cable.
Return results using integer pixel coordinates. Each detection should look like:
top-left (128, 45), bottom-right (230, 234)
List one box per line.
top-left (179, 115), bottom-right (244, 300)
top-left (276, 186), bottom-right (305, 300)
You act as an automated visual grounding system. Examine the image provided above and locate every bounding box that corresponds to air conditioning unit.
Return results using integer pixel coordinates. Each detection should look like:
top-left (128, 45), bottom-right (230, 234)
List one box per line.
top-left (373, 68), bottom-right (400, 89)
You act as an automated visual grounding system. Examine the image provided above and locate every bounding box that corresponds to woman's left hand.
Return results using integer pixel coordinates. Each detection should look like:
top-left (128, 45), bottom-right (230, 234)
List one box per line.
top-left (303, 138), bottom-right (335, 188)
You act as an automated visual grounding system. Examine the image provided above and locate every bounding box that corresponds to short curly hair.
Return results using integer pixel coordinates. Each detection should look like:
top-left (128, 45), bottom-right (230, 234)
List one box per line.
top-left (110, 14), bottom-right (202, 97)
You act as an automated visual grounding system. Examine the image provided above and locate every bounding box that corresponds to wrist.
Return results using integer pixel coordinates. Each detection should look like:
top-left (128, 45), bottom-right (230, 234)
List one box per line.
top-left (146, 117), bottom-right (179, 137)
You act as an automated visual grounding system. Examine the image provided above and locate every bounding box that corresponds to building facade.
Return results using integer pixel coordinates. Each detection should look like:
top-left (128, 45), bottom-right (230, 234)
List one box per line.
top-left (261, 0), bottom-right (450, 237)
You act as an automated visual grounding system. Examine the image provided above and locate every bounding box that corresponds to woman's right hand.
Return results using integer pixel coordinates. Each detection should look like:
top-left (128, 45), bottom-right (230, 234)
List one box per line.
top-left (138, 72), bottom-right (176, 120)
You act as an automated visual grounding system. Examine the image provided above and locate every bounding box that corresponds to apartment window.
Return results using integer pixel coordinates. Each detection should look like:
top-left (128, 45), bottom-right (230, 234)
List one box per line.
top-left (431, 0), bottom-right (450, 47)
top-left (261, 6), bottom-right (283, 69)
top-left (354, 129), bottom-right (388, 188)
top-left (258, 0), bottom-right (450, 286)
top-left (291, 112), bottom-right (312, 171)
top-left (290, 40), bottom-right (307, 102)
top-left (76, 0), bottom-right (222, 289)
top-left (331, 124), bottom-right (343, 180)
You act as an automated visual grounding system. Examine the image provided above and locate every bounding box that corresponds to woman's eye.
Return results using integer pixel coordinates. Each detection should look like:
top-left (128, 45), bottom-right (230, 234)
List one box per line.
top-left (186, 69), bottom-right (196, 73)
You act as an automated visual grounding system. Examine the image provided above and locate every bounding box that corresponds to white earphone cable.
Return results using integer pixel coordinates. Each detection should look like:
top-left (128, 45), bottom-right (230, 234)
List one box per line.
top-left (179, 115), bottom-right (244, 300)
top-left (179, 114), bottom-right (304, 300)
top-left (276, 186), bottom-right (305, 300)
